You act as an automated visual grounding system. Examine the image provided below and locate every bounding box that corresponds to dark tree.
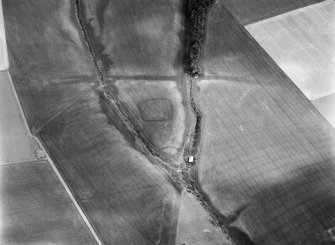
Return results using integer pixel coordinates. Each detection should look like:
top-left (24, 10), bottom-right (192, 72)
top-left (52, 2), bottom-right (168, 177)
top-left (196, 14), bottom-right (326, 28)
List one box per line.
top-left (184, 0), bottom-right (214, 77)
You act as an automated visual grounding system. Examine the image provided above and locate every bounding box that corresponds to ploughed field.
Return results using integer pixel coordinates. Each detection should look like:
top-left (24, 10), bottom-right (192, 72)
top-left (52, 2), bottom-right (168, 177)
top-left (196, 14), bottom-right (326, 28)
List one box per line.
top-left (0, 160), bottom-right (97, 244)
top-left (3, 0), bottom-right (335, 244)
top-left (196, 1), bottom-right (335, 244)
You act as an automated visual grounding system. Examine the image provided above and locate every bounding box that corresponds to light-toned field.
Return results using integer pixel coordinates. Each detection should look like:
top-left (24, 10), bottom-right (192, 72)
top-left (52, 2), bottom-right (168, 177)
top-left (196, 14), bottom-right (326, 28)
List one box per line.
top-left (195, 1), bottom-right (335, 244)
top-left (246, 0), bottom-right (335, 101)
top-left (0, 0), bottom-right (7, 70)
top-left (246, 0), bottom-right (335, 130)
top-left (221, 0), bottom-right (322, 25)
top-left (0, 71), bottom-right (40, 164)
top-left (113, 79), bottom-right (189, 156)
top-left (81, 0), bottom-right (183, 77)
top-left (313, 93), bottom-right (335, 128)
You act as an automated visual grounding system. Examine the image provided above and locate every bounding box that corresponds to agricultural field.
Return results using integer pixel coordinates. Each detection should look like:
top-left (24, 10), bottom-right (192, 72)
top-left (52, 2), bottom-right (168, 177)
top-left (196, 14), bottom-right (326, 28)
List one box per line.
top-left (2, 0), bottom-right (335, 244)
top-left (3, 0), bottom-right (97, 130)
top-left (3, 0), bottom-right (185, 244)
top-left (39, 90), bottom-right (180, 244)
top-left (80, 0), bottom-right (184, 77)
top-left (221, 0), bottom-right (322, 25)
top-left (175, 191), bottom-right (228, 245)
top-left (0, 71), bottom-right (40, 164)
top-left (194, 78), bottom-right (335, 244)
top-left (246, 0), bottom-right (334, 101)
top-left (195, 1), bottom-right (335, 244)
top-left (245, 0), bottom-right (335, 128)
top-left (0, 0), bottom-right (7, 70)
top-left (313, 94), bottom-right (335, 128)
top-left (0, 160), bottom-right (96, 244)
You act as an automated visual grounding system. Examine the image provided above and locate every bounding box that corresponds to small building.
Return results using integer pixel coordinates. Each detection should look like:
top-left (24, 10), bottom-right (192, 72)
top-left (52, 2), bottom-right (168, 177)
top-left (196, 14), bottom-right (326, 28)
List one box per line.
top-left (187, 156), bottom-right (194, 163)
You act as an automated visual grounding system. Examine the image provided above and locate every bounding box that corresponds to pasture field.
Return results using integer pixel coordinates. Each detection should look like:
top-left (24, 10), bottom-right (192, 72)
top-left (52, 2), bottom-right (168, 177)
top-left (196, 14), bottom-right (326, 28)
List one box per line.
top-left (0, 160), bottom-right (96, 244)
top-left (221, 0), bottom-right (322, 25)
top-left (195, 1), bottom-right (335, 244)
top-left (80, 0), bottom-right (183, 77)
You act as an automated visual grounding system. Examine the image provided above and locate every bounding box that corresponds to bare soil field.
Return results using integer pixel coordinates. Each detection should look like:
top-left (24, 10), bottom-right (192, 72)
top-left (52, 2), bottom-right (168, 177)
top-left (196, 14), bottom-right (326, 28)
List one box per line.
top-left (80, 0), bottom-right (183, 76)
top-left (194, 1), bottom-right (335, 244)
top-left (0, 160), bottom-right (96, 244)
top-left (221, 0), bottom-right (323, 25)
